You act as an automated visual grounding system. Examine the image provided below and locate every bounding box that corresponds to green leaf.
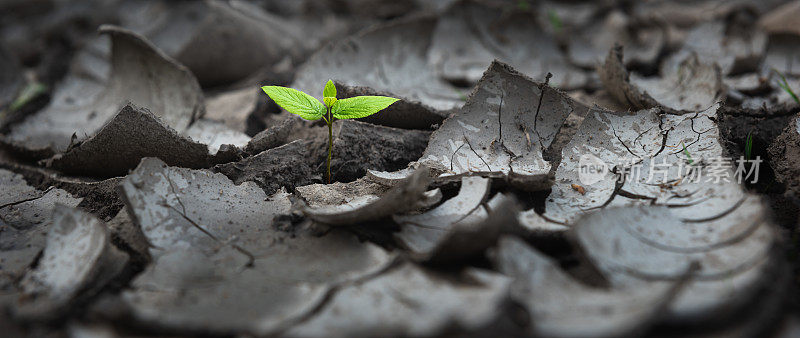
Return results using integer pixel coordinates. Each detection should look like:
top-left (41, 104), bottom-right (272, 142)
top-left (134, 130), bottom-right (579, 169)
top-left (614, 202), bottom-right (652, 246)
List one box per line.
top-left (324, 96), bottom-right (338, 107)
top-left (261, 86), bottom-right (325, 120)
top-left (10, 82), bottom-right (47, 112)
top-left (332, 96), bottom-right (399, 119)
top-left (547, 9), bottom-right (562, 32)
top-left (323, 79), bottom-right (336, 99)
top-left (745, 131), bottom-right (754, 161)
top-left (773, 69), bottom-right (800, 104)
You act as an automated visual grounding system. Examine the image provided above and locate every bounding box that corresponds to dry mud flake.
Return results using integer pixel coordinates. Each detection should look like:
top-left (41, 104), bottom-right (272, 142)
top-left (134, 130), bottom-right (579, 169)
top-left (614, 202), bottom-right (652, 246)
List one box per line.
top-left (664, 11), bottom-right (767, 76)
top-left (119, 157), bottom-right (394, 335)
top-left (759, 0), bottom-right (800, 37)
top-left (724, 73), bottom-right (769, 97)
top-left (568, 89), bottom-right (630, 113)
top-left (106, 208), bottom-right (150, 262)
top-left (203, 87), bottom-right (260, 134)
top-left (516, 208), bottom-right (569, 235)
top-left (567, 10), bottom-right (664, 70)
top-left (42, 104), bottom-right (211, 178)
top-left (5, 25), bottom-right (203, 155)
top-left (572, 205), bottom-right (777, 322)
top-left (119, 0), bottom-right (347, 86)
top-left (292, 16), bottom-right (461, 129)
top-left (0, 159), bottom-right (125, 220)
top-left (296, 177), bottom-right (442, 227)
top-left (285, 262), bottom-right (510, 338)
top-left (215, 139), bottom-right (317, 195)
top-left (298, 177), bottom-right (392, 208)
top-left (301, 167), bottom-right (431, 226)
top-left (416, 61), bottom-right (584, 186)
top-left (394, 177), bottom-right (520, 262)
top-left (759, 1), bottom-right (800, 76)
top-left (494, 236), bottom-right (682, 338)
top-left (631, 0), bottom-right (785, 29)
top-left (537, 101), bottom-right (780, 321)
top-left (739, 74), bottom-right (800, 109)
top-left (244, 117), bottom-right (296, 155)
top-left (600, 46), bottom-right (724, 113)
top-left (0, 169), bottom-right (81, 298)
top-left (183, 119), bottom-right (251, 155)
top-left (762, 34), bottom-right (800, 77)
top-left (544, 104), bottom-right (742, 224)
top-left (429, 0), bottom-right (588, 89)
top-left (298, 175), bottom-right (443, 212)
top-left (768, 115), bottom-right (800, 200)
top-left (14, 206), bottom-right (128, 320)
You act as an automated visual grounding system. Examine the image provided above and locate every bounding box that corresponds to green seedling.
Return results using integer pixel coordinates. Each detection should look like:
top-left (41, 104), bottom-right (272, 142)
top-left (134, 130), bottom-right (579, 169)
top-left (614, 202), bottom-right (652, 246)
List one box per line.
top-left (547, 9), bottom-right (562, 32)
top-left (773, 68), bottom-right (799, 104)
top-left (681, 142), bottom-right (693, 165)
top-left (744, 130), bottom-right (754, 161)
top-left (261, 80), bottom-right (399, 184)
top-left (9, 82), bottom-right (47, 112)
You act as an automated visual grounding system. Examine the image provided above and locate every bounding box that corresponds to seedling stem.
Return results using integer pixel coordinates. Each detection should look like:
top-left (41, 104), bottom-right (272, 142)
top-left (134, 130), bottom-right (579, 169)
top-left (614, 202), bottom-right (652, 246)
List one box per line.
top-left (261, 80), bottom-right (399, 184)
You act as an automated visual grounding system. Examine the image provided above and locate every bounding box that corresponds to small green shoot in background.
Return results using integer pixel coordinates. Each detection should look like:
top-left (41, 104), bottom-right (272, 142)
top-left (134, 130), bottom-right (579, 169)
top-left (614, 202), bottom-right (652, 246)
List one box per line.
top-left (262, 80), bottom-right (399, 184)
top-left (681, 142), bottom-right (693, 165)
top-left (772, 68), bottom-right (799, 104)
top-left (9, 82), bottom-right (46, 112)
top-left (547, 9), bottom-right (562, 32)
top-left (744, 131), bottom-right (754, 161)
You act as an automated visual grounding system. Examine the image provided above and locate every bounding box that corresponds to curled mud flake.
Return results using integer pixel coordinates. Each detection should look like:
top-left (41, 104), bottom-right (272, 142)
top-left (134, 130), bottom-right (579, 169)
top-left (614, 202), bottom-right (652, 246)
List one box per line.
top-left (43, 104), bottom-right (211, 178)
top-left (15, 206), bottom-right (128, 320)
top-left (664, 12), bottom-right (767, 76)
top-left (6, 25), bottom-right (203, 155)
top-left (543, 103), bottom-right (741, 225)
top-left (430, 1), bottom-right (588, 89)
top-left (759, 1), bottom-right (800, 37)
top-left (572, 204), bottom-right (777, 321)
top-left (516, 209), bottom-right (569, 235)
top-left (203, 87), bottom-right (260, 135)
top-left (600, 46), bottom-right (724, 113)
top-left (418, 61), bottom-right (582, 186)
top-left (106, 208), bottom-right (150, 262)
top-left (568, 10), bottom-right (665, 70)
top-left (297, 177), bottom-right (391, 209)
top-left (394, 177), bottom-right (520, 262)
top-left (119, 157), bottom-right (394, 335)
top-left (119, 1), bottom-right (349, 86)
top-left (0, 170), bottom-right (82, 297)
top-left (244, 118), bottom-right (296, 155)
top-left (366, 167), bottom-right (417, 186)
top-left (759, 2), bottom-right (800, 76)
top-left (184, 119), bottom-right (251, 155)
top-left (215, 139), bottom-right (317, 196)
top-left (494, 236), bottom-right (686, 338)
top-left (302, 166), bottom-right (431, 226)
top-left (286, 263), bottom-right (510, 338)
